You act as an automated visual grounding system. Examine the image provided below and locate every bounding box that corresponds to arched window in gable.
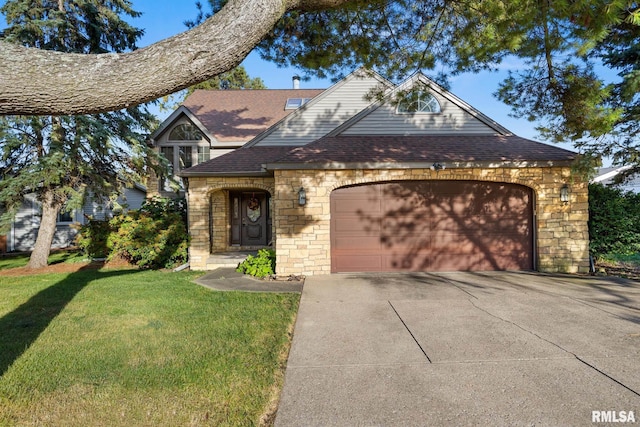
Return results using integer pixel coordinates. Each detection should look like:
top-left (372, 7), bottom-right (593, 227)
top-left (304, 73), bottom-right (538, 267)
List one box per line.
top-left (396, 90), bottom-right (441, 114)
top-left (168, 123), bottom-right (204, 141)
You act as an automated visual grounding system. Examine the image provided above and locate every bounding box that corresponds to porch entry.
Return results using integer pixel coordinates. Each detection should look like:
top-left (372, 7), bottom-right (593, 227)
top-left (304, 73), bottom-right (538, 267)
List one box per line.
top-left (229, 191), bottom-right (271, 246)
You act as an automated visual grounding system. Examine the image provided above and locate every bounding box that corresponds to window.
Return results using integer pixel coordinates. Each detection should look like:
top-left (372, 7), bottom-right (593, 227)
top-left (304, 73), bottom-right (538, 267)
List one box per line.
top-left (396, 91), bottom-right (441, 113)
top-left (58, 210), bottom-right (73, 223)
top-left (160, 146), bottom-right (175, 191)
top-left (179, 146), bottom-right (193, 169)
top-left (285, 98), bottom-right (312, 110)
top-left (197, 146), bottom-right (210, 164)
top-left (161, 147), bottom-right (174, 175)
top-left (159, 145), bottom-right (208, 192)
top-left (168, 123), bottom-right (203, 141)
top-left (159, 122), bottom-right (211, 192)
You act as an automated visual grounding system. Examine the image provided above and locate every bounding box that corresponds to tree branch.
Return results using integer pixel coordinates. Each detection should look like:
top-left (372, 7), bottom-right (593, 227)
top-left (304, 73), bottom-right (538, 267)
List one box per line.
top-left (0, 0), bottom-right (353, 116)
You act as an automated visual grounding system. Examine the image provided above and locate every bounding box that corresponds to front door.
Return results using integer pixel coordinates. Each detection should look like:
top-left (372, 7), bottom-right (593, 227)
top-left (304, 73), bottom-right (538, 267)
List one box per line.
top-left (230, 192), bottom-right (269, 246)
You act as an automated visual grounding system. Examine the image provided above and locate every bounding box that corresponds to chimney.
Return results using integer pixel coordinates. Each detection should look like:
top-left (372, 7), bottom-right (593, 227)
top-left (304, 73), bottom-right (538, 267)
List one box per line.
top-left (292, 75), bottom-right (300, 89)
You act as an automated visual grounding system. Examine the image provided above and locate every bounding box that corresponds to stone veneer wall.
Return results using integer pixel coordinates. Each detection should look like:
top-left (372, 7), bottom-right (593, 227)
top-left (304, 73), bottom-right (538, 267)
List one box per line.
top-left (186, 176), bottom-right (275, 270)
top-left (185, 167), bottom-right (589, 275)
top-left (273, 167), bottom-right (590, 276)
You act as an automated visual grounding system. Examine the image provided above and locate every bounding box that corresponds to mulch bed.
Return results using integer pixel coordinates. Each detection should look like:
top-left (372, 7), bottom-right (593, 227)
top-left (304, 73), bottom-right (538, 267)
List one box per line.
top-left (594, 262), bottom-right (640, 281)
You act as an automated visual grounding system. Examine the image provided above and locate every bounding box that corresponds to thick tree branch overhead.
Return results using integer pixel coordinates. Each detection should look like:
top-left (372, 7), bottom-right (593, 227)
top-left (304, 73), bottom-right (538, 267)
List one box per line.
top-left (0, 0), bottom-right (353, 115)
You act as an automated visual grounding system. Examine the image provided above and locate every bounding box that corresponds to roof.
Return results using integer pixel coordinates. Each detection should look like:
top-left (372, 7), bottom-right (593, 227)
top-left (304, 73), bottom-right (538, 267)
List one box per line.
top-left (270, 135), bottom-right (575, 166)
top-left (592, 166), bottom-right (640, 193)
top-left (181, 135), bottom-right (576, 176)
top-left (182, 89), bottom-right (324, 142)
top-left (180, 146), bottom-right (293, 176)
top-left (245, 69), bottom-right (393, 147)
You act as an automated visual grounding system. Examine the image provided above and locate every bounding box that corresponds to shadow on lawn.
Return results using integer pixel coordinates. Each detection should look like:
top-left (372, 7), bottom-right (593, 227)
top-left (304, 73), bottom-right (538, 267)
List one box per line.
top-left (0, 264), bottom-right (137, 377)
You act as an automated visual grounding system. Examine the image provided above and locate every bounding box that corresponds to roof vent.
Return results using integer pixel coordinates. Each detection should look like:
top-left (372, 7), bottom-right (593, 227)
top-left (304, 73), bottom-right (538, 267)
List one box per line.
top-left (292, 75), bottom-right (300, 89)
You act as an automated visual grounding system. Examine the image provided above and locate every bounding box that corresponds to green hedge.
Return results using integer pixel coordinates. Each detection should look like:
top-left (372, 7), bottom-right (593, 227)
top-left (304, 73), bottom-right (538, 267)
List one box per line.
top-left (588, 183), bottom-right (640, 257)
top-left (76, 197), bottom-right (189, 269)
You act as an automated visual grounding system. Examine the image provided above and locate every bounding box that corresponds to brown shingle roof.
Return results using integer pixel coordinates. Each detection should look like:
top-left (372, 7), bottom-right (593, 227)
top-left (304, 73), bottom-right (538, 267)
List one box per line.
top-left (270, 135), bottom-right (576, 166)
top-left (181, 135), bottom-right (576, 176)
top-left (183, 89), bottom-right (324, 142)
top-left (180, 146), bottom-right (294, 176)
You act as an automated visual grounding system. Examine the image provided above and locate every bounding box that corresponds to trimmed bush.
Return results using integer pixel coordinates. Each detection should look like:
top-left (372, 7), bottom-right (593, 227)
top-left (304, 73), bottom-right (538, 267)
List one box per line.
top-left (76, 197), bottom-right (189, 269)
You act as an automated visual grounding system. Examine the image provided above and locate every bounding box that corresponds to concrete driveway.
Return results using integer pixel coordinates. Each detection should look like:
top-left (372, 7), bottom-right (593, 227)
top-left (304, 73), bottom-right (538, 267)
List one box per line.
top-left (275, 272), bottom-right (640, 426)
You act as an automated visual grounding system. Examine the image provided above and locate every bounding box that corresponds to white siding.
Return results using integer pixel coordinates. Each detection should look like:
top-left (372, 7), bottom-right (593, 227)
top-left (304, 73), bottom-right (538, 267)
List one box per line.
top-left (10, 197), bottom-right (38, 252)
top-left (254, 75), bottom-right (388, 146)
top-left (121, 187), bottom-right (146, 210)
top-left (8, 196), bottom-right (77, 252)
top-left (340, 92), bottom-right (500, 136)
top-left (7, 187), bottom-right (147, 252)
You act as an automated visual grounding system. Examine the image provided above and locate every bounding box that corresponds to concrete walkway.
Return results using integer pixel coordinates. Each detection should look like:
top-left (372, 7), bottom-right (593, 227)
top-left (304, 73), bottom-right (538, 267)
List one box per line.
top-left (195, 267), bottom-right (303, 293)
top-left (275, 272), bottom-right (640, 426)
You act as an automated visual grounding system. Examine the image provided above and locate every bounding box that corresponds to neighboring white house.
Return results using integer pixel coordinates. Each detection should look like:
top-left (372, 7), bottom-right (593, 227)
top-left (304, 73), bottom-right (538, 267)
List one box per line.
top-left (4, 184), bottom-right (146, 253)
top-left (592, 166), bottom-right (640, 194)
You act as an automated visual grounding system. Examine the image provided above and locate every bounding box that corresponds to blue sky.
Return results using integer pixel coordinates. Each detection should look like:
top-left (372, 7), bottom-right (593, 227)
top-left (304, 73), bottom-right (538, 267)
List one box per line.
top-left (0, 1), bottom-right (579, 151)
top-left (129, 1), bottom-right (557, 143)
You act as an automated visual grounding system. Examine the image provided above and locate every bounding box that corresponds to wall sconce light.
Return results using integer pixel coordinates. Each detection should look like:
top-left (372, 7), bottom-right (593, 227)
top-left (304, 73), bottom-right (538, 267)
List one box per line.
top-left (560, 184), bottom-right (569, 204)
top-left (431, 162), bottom-right (445, 171)
top-left (298, 187), bottom-right (306, 206)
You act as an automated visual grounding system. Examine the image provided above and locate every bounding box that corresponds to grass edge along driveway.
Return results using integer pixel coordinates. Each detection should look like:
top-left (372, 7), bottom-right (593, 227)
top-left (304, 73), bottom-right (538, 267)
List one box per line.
top-left (0, 266), bottom-right (299, 426)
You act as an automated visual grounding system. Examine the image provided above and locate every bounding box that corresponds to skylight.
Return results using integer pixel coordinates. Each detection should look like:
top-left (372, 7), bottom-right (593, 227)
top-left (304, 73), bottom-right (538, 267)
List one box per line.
top-left (285, 98), bottom-right (312, 110)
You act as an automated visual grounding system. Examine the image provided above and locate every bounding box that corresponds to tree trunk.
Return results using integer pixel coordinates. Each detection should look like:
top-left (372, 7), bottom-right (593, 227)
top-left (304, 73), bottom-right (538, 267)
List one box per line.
top-left (27, 191), bottom-right (62, 269)
top-left (0, 0), bottom-right (353, 116)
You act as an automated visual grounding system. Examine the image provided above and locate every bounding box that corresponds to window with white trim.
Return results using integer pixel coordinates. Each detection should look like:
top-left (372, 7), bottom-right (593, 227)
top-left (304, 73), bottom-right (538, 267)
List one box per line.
top-left (396, 90), bottom-right (441, 113)
top-left (168, 123), bottom-right (203, 141)
top-left (158, 122), bottom-right (210, 192)
top-left (57, 210), bottom-right (73, 223)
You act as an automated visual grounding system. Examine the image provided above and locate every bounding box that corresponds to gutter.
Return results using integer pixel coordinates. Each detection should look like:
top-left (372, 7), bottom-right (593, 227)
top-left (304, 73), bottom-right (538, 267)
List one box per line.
top-left (264, 159), bottom-right (576, 171)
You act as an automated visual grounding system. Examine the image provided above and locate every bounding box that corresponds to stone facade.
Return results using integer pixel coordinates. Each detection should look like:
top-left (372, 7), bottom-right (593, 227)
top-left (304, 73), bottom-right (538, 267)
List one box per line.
top-left (186, 166), bottom-right (590, 276)
top-left (186, 176), bottom-right (275, 270)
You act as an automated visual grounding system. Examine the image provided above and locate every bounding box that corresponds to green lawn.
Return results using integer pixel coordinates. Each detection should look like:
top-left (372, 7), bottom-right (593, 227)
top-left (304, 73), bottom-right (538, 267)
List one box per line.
top-left (0, 267), bottom-right (299, 426)
top-left (0, 249), bottom-right (89, 270)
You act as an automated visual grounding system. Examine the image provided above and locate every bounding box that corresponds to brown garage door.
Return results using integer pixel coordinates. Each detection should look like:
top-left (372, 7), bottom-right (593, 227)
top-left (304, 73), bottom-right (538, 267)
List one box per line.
top-left (330, 181), bottom-right (534, 272)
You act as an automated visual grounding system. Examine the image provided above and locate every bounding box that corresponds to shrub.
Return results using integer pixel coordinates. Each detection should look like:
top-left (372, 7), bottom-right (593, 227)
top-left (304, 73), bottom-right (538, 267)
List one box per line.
top-left (76, 197), bottom-right (189, 269)
top-left (236, 249), bottom-right (276, 278)
top-left (589, 183), bottom-right (640, 258)
top-left (140, 196), bottom-right (187, 223)
top-left (107, 211), bottom-right (189, 269)
top-left (75, 219), bottom-right (112, 258)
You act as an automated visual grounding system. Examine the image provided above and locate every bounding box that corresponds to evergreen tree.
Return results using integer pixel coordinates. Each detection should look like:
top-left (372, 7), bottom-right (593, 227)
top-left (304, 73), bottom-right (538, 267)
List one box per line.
top-left (158, 64), bottom-right (266, 110)
top-left (0, 0), bottom-right (160, 268)
top-left (185, 66), bottom-right (266, 94)
top-left (1, 0), bottom-right (639, 177)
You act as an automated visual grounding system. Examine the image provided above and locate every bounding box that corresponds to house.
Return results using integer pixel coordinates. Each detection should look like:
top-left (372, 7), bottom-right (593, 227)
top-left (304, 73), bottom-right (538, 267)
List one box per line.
top-left (171, 69), bottom-right (589, 276)
top-left (592, 166), bottom-right (640, 194)
top-left (147, 84), bottom-right (324, 196)
top-left (4, 184), bottom-right (146, 252)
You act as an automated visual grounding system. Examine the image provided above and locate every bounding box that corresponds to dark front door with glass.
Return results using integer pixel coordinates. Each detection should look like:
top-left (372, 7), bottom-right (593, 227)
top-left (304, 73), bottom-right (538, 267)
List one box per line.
top-left (230, 192), bottom-right (269, 246)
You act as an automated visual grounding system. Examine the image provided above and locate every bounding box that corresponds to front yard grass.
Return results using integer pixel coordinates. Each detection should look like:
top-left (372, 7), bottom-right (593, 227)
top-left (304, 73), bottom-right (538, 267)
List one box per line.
top-left (0, 267), bottom-right (299, 426)
top-left (0, 249), bottom-right (88, 270)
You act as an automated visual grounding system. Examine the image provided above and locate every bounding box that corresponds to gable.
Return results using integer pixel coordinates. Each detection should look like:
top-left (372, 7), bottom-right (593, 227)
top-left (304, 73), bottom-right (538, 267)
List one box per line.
top-left (151, 106), bottom-right (214, 145)
top-left (248, 69), bottom-right (393, 147)
top-left (334, 74), bottom-right (510, 137)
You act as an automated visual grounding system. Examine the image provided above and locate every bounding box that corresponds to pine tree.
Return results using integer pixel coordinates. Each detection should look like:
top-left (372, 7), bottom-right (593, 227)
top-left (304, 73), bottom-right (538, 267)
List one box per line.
top-left (0, 0), bottom-right (160, 268)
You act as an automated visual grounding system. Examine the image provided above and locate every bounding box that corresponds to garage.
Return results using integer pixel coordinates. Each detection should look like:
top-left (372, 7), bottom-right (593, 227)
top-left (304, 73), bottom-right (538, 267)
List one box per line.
top-left (330, 180), bottom-right (534, 272)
